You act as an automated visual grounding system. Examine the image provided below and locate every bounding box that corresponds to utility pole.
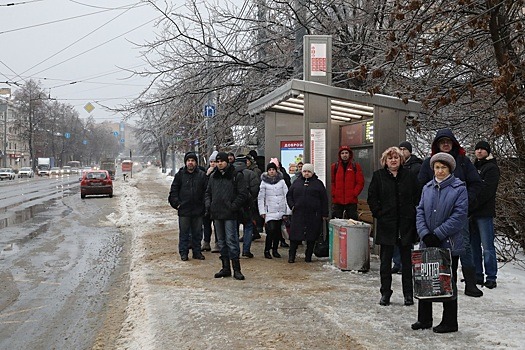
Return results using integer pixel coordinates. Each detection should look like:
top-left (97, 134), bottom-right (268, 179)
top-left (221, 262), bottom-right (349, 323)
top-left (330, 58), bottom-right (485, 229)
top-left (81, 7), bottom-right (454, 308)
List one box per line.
top-left (1, 101), bottom-right (7, 167)
top-left (205, 36), bottom-right (216, 158)
top-left (294, 0), bottom-right (308, 78)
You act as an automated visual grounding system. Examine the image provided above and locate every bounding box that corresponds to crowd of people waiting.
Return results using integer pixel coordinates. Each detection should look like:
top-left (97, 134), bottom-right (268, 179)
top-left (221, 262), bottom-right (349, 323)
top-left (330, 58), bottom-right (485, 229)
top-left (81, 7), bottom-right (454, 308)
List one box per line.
top-left (168, 128), bottom-right (500, 334)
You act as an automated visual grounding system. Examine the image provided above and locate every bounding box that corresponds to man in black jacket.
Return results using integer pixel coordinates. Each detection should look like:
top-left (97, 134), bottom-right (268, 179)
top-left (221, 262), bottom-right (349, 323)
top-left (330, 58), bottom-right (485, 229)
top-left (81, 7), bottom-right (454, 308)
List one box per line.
top-left (205, 152), bottom-right (248, 280)
top-left (168, 152), bottom-right (208, 261)
top-left (470, 141), bottom-right (500, 289)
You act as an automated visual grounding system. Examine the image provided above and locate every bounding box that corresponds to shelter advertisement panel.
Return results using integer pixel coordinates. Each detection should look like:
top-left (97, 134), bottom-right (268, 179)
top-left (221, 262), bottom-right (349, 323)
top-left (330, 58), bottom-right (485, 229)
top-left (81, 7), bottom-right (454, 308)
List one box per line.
top-left (280, 141), bottom-right (303, 175)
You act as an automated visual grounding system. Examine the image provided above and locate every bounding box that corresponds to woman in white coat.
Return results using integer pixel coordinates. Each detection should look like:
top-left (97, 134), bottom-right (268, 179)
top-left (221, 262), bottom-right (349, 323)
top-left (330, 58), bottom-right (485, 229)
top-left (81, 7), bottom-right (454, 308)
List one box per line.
top-left (258, 161), bottom-right (292, 259)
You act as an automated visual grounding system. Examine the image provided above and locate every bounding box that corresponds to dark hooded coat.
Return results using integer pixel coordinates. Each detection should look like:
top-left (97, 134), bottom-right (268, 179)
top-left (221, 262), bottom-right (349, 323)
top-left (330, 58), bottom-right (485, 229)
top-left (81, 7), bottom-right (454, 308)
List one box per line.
top-left (418, 128), bottom-right (482, 211)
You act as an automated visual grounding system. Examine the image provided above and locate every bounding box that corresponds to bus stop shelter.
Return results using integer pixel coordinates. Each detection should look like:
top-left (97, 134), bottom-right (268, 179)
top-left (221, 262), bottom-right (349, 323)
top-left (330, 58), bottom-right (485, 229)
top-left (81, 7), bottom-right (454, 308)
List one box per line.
top-left (246, 78), bottom-right (421, 198)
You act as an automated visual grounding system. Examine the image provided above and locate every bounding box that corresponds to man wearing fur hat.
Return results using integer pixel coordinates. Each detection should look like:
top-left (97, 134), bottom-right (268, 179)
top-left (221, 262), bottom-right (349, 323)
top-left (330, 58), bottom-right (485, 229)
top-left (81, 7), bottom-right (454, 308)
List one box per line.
top-left (418, 128), bottom-right (484, 298)
top-left (331, 145), bottom-right (365, 220)
top-left (168, 151), bottom-right (208, 261)
top-left (469, 141), bottom-right (500, 289)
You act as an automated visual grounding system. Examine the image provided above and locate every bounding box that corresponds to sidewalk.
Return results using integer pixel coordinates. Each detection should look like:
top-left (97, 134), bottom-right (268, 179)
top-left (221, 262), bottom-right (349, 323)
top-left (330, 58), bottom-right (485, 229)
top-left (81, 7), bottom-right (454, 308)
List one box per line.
top-left (112, 167), bottom-right (525, 350)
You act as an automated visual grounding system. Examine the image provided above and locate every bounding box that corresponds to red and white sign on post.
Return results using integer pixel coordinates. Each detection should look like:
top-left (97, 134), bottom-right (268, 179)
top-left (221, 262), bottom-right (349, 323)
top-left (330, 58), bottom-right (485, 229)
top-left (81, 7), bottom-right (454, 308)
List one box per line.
top-left (310, 43), bottom-right (327, 76)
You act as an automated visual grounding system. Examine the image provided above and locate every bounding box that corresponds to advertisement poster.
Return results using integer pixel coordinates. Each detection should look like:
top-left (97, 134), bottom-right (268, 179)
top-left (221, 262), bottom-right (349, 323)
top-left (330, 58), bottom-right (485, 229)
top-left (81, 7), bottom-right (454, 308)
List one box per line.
top-left (280, 141), bottom-right (303, 175)
top-left (310, 43), bottom-right (327, 76)
top-left (310, 128), bottom-right (326, 185)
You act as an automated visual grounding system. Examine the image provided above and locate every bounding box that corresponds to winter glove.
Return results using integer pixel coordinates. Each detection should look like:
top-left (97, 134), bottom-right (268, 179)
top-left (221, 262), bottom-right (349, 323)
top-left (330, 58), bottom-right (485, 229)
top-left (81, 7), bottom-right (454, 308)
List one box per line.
top-left (422, 233), bottom-right (441, 248)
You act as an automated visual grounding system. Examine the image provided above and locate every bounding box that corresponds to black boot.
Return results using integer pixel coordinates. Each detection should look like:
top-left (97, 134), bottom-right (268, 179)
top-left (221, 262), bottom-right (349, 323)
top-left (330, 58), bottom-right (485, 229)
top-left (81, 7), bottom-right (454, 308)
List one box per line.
top-left (264, 251), bottom-right (272, 259)
top-left (433, 300), bottom-right (458, 333)
top-left (463, 267), bottom-right (483, 297)
top-left (305, 240), bottom-right (314, 262)
top-left (288, 241), bottom-right (297, 263)
top-left (232, 259), bottom-right (245, 280)
top-left (379, 290), bottom-right (392, 306)
top-left (272, 249), bottom-right (281, 258)
top-left (404, 294), bottom-right (414, 306)
top-left (214, 258), bottom-right (231, 278)
top-left (411, 300), bottom-right (433, 330)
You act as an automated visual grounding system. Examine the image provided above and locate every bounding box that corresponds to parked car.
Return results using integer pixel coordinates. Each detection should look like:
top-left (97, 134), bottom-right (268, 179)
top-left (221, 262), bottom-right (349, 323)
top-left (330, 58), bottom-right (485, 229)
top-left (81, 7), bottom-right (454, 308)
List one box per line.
top-left (18, 167), bottom-right (35, 178)
top-left (80, 170), bottom-right (113, 199)
top-left (49, 167), bottom-right (62, 176)
top-left (0, 168), bottom-right (16, 180)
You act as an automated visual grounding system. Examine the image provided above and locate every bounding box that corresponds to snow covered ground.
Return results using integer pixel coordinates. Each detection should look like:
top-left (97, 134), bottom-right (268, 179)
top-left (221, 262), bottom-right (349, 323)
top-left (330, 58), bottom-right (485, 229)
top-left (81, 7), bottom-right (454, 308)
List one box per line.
top-left (109, 167), bottom-right (525, 350)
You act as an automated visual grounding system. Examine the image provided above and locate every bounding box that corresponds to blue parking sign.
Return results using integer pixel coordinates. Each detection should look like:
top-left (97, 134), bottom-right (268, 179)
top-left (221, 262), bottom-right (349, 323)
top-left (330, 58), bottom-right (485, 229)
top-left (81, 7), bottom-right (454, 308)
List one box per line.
top-left (64, 132), bottom-right (71, 139)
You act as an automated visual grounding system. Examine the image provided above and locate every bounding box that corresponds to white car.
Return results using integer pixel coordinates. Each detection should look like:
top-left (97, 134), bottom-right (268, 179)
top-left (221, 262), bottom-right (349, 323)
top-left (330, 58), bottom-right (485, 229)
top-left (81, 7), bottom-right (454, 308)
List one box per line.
top-left (49, 167), bottom-right (63, 176)
top-left (18, 167), bottom-right (35, 178)
top-left (0, 168), bottom-right (16, 180)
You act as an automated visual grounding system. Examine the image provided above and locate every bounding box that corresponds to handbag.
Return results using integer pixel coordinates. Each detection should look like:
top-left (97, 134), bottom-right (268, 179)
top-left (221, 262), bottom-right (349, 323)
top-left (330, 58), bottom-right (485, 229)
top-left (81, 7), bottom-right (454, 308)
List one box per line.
top-left (412, 247), bottom-right (456, 302)
top-left (314, 221), bottom-right (329, 258)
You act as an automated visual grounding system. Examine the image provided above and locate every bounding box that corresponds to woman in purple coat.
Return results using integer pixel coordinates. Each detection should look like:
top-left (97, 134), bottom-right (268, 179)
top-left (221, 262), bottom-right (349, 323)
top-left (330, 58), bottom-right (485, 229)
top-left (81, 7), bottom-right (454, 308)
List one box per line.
top-left (286, 163), bottom-right (329, 263)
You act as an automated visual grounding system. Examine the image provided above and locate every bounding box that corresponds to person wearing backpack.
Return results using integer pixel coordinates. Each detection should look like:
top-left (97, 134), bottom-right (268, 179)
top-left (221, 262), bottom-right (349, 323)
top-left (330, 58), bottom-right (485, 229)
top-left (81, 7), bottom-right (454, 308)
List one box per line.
top-left (418, 128), bottom-right (483, 298)
top-left (233, 154), bottom-right (261, 258)
top-left (205, 152), bottom-right (248, 280)
top-left (331, 145), bottom-right (365, 220)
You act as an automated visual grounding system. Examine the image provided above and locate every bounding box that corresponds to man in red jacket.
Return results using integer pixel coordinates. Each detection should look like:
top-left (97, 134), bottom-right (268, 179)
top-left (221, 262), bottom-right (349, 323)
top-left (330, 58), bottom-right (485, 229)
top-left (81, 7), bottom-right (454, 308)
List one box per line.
top-left (331, 145), bottom-right (365, 220)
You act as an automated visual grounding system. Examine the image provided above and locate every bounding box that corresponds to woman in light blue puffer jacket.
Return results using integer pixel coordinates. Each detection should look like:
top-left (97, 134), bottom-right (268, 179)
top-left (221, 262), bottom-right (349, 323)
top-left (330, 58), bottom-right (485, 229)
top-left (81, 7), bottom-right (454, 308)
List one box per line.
top-left (412, 152), bottom-right (467, 334)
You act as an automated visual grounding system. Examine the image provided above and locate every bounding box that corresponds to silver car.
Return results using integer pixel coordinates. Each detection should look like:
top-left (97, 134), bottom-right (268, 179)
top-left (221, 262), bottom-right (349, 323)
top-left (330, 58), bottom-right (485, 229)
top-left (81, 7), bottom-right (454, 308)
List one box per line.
top-left (0, 168), bottom-right (16, 180)
top-left (18, 167), bottom-right (35, 178)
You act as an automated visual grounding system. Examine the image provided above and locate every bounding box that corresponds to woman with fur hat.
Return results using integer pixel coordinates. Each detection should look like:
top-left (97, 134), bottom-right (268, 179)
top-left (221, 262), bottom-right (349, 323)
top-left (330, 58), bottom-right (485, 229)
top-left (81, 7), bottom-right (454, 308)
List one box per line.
top-left (286, 163), bottom-right (329, 263)
top-left (412, 152), bottom-right (467, 333)
top-left (258, 162), bottom-right (292, 259)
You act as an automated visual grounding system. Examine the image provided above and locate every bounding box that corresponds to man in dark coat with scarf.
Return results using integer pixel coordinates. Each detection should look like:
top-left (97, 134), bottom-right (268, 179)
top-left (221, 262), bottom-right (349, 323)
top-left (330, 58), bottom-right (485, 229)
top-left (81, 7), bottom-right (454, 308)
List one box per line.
top-left (286, 163), bottom-right (329, 263)
top-left (205, 152), bottom-right (248, 280)
top-left (168, 151), bottom-right (208, 261)
top-left (418, 128), bottom-right (483, 298)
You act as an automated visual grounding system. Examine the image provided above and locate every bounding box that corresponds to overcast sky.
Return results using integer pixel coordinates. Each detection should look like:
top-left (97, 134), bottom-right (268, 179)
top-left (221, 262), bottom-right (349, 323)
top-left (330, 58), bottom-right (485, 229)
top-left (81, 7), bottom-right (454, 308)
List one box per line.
top-left (0, 0), bottom-right (168, 123)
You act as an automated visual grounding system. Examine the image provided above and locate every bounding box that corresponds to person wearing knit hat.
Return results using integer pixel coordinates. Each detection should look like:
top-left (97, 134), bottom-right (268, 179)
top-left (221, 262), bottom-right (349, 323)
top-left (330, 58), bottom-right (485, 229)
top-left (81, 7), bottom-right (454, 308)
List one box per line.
top-left (286, 161), bottom-right (329, 263)
top-left (301, 163), bottom-right (314, 174)
top-left (430, 152), bottom-right (456, 173)
top-left (258, 161), bottom-right (292, 259)
top-left (266, 162), bottom-right (278, 171)
top-left (331, 145), bottom-right (365, 220)
top-left (227, 152), bottom-right (236, 164)
top-left (399, 141), bottom-right (423, 177)
top-left (412, 150), bottom-right (468, 333)
top-left (418, 128), bottom-right (483, 299)
top-left (184, 151), bottom-right (198, 164)
top-left (169, 150), bottom-right (207, 262)
top-left (209, 150), bottom-right (218, 162)
top-left (232, 153), bottom-right (261, 259)
top-left (215, 152), bottom-right (229, 163)
top-left (202, 150), bottom-right (220, 252)
top-left (475, 141), bottom-right (491, 155)
top-left (471, 140), bottom-right (500, 290)
top-left (206, 149), bottom-right (248, 280)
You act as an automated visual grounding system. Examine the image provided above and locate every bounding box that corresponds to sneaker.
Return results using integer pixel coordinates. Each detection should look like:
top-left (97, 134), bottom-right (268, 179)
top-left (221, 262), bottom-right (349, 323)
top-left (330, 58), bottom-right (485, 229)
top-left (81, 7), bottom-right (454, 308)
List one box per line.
top-left (242, 252), bottom-right (254, 258)
top-left (484, 280), bottom-right (497, 289)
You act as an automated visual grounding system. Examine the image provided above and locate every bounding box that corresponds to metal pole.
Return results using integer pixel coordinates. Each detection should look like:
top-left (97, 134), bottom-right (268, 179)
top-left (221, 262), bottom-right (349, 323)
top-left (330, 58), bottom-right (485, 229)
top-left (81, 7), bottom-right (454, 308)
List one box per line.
top-left (2, 108), bottom-right (7, 167)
